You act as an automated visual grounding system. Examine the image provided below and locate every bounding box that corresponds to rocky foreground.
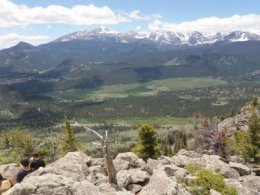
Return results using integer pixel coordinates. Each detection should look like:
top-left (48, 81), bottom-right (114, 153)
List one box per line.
top-left (0, 150), bottom-right (259, 195)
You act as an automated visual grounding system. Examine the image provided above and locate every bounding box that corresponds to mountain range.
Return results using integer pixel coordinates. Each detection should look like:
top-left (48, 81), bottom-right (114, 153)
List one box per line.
top-left (55, 27), bottom-right (260, 46)
top-left (0, 28), bottom-right (260, 92)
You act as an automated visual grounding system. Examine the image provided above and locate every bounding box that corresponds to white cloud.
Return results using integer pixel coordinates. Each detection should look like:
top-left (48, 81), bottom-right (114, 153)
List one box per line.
top-left (149, 14), bottom-right (260, 34)
top-left (136, 26), bottom-right (142, 31)
top-left (128, 10), bottom-right (161, 20)
top-left (0, 0), bottom-right (158, 28)
top-left (0, 0), bottom-right (129, 27)
top-left (0, 33), bottom-right (50, 49)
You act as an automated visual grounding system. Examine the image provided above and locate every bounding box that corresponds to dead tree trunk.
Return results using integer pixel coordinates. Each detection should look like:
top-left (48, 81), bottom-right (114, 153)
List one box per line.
top-left (73, 124), bottom-right (117, 184)
top-left (102, 133), bottom-right (117, 184)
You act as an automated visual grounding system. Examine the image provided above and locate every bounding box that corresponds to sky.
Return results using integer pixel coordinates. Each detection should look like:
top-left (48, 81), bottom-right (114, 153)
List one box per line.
top-left (0, 0), bottom-right (260, 49)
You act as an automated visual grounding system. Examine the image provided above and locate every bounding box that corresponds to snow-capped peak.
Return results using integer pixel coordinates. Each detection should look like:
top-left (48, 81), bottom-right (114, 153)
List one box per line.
top-left (225, 30), bottom-right (259, 42)
top-left (54, 28), bottom-right (260, 46)
top-left (91, 27), bottom-right (118, 35)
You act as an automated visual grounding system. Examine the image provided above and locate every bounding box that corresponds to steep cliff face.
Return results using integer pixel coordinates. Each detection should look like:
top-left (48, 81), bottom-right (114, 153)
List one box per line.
top-left (2, 150), bottom-right (259, 195)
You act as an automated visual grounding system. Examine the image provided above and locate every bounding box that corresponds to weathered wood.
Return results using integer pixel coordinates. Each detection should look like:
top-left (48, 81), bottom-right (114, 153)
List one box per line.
top-left (72, 123), bottom-right (118, 184)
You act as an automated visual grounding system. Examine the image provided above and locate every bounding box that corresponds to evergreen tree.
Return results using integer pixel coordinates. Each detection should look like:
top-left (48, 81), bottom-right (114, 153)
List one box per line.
top-left (227, 131), bottom-right (256, 162)
top-left (61, 118), bottom-right (79, 153)
top-left (251, 97), bottom-right (258, 107)
top-left (173, 132), bottom-right (187, 154)
top-left (0, 129), bottom-right (35, 163)
top-left (248, 113), bottom-right (260, 162)
top-left (132, 123), bottom-right (160, 160)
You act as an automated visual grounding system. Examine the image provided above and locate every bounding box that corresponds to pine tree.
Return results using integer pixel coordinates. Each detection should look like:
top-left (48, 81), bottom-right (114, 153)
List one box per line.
top-left (251, 97), bottom-right (258, 107)
top-left (132, 123), bottom-right (160, 161)
top-left (248, 113), bottom-right (260, 162)
top-left (61, 118), bottom-right (79, 153)
top-left (173, 132), bottom-right (187, 154)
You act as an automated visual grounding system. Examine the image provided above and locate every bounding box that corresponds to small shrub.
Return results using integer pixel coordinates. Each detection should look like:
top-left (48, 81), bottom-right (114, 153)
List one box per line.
top-left (188, 168), bottom-right (237, 195)
top-left (186, 163), bottom-right (203, 174)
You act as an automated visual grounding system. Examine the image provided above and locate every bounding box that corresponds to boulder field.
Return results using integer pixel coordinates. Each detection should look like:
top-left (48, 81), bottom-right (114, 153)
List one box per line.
top-left (1, 150), bottom-right (259, 195)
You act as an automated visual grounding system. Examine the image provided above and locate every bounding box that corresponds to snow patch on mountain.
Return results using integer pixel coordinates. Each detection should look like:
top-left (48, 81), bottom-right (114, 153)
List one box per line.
top-left (54, 28), bottom-right (260, 46)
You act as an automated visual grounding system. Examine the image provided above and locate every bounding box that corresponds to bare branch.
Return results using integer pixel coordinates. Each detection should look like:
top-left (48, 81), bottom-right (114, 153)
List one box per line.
top-left (105, 130), bottom-right (108, 142)
top-left (84, 127), bottom-right (104, 140)
top-left (91, 141), bottom-right (102, 146)
top-left (64, 121), bottom-right (117, 184)
top-left (72, 123), bottom-right (103, 140)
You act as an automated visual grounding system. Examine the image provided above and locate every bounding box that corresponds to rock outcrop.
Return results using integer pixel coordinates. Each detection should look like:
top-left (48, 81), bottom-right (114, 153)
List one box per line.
top-left (8, 152), bottom-right (91, 195)
top-left (0, 163), bottom-right (19, 185)
top-left (225, 175), bottom-right (260, 195)
top-left (171, 149), bottom-right (240, 178)
top-left (2, 150), bottom-right (258, 195)
top-left (229, 162), bottom-right (251, 176)
top-left (218, 104), bottom-right (259, 135)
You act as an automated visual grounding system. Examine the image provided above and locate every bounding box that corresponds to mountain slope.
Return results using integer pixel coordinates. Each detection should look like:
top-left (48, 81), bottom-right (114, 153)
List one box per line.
top-left (0, 42), bottom-right (60, 74)
top-left (0, 29), bottom-right (259, 75)
top-left (0, 29), bottom-right (259, 90)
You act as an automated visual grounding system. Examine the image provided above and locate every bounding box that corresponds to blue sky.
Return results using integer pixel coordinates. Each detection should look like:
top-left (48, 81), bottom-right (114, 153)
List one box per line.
top-left (0, 0), bottom-right (260, 48)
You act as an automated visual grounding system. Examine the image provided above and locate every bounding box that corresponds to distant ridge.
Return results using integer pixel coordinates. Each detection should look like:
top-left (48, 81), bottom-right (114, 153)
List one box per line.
top-left (54, 27), bottom-right (260, 46)
top-left (9, 41), bottom-right (34, 50)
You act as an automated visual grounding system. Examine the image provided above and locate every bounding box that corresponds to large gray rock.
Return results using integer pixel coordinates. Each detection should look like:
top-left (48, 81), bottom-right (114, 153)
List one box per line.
top-left (86, 164), bottom-right (108, 185)
top-left (8, 151), bottom-right (91, 195)
top-left (160, 165), bottom-right (184, 177)
top-left (240, 175), bottom-right (260, 195)
top-left (117, 169), bottom-right (149, 188)
top-left (72, 180), bottom-right (101, 195)
top-left (229, 162), bottom-right (251, 176)
top-left (128, 169), bottom-right (149, 184)
top-left (9, 174), bottom-right (75, 195)
top-left (171, 150), bottom-right (240, 178)
top-left (1, 179), bottom-right (12, 192)
top-left (156, 164), bottom-right (189, 183)
top-left (113, 158), bottom-right (130, 172)
top-left (146, 156), bottom-right (172, 173)
top-left (0, 163), bottom-right (19, 185)
top-left (117, 170), bottom-right (132, 188)
top-left (174, 168), bottom-right (189, 181)
top-left (97, 183), bottom-right (118, 194)
top-left (114, 152), bottom-right (146, 171)
top-left (224, 178), bottom-right (252, 195)
top-left (225, 175), bottom-right (260, 195)
top-left (139, 166), bottom-right (190, 195)
top-left (98, 183), bottom-right (134, 195)
top-left (146, 159), bottom-right (158, 171)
